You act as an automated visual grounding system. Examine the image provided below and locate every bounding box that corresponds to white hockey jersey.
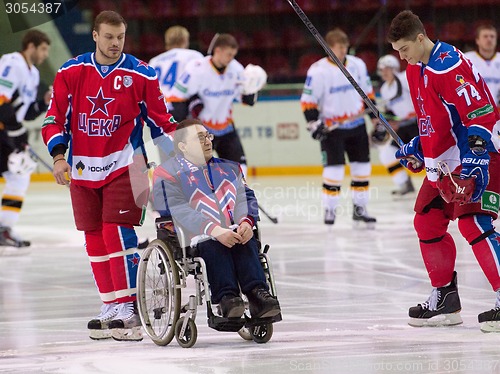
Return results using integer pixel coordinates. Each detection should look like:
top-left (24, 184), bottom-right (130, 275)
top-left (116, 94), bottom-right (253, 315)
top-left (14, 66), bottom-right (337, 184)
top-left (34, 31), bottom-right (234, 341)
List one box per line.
top-left (0, 51), bottom-right (40, 123)
top-left (148, 48), bottom-right (203, 95)
top-left (165, 56), bottom-right (245, 136)
top-left (300, 56), bottom-right (374, 129)
top-left (464, 51), bottom-right (500, 106)
top-left (379, 71), bottom-right (416, 122)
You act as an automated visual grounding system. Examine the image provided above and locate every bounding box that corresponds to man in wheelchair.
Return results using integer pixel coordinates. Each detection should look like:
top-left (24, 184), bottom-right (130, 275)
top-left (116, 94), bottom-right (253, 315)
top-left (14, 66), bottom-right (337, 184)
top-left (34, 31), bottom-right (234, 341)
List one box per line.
top-left (152, 118), bottom-right (281, 320)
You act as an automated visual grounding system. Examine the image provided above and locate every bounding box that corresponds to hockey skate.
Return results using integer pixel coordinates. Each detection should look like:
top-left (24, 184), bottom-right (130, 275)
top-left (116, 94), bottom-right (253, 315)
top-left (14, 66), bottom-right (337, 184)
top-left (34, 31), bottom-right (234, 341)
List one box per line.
top-left (0, 226), bottom-right (31, 256)
top-left (478, 291), bottom-right (500, 332)
top-left (391, 179), bottom-right (415, 197)
top-left (324, 208), bottom-right (335, 225)
top-left (408, 271), bottom-right (463, 327)
top-left (109, 301), bottom-right (143, 341)
top-left (352, 205), bottom-right (376, 229)
top-left (88, 303), bottom-right (119, 340)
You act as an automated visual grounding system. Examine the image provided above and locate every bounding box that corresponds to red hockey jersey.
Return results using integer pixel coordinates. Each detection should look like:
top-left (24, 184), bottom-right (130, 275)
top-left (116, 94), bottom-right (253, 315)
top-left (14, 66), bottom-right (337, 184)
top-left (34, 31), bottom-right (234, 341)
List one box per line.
top-left (406, 41), bottom-right (500, 184)
top-left (42, 52), bottom-right (176, 188)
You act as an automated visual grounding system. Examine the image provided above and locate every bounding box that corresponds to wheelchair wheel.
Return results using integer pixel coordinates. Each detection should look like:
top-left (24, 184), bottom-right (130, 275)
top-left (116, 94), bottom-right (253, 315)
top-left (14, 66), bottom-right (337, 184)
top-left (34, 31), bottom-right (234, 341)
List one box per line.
top-left (237, 326), bottom-right (253, 341)
top-left (175, 317), bottom-right (197, 348)
top-left (251, 323), bottom-right (273, 344)
top-left (137, 239), bottom-right (181, 346)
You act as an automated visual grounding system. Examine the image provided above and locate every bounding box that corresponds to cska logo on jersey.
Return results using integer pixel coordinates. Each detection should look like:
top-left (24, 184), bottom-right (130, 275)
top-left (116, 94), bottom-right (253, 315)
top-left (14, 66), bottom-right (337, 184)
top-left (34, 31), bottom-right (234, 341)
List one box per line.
top-left (419, 116), bottom-right (435, 137)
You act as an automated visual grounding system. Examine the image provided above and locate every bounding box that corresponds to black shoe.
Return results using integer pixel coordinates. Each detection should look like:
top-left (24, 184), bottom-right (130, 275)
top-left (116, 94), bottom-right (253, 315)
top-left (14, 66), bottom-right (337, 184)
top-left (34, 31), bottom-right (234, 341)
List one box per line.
top-left (219, 295), bottom-right (245, 318)
top-left (391, 179), bottom-right (415, 196)
top-left (478, 291), bottom-right (500, 332)
top-left (324, 208), bottom-right (335, 225)
top-left (352, 205), bottom-right (376, 224)
top-left (247, 287), bottom-right (281, 319)
top-left (408, 271), bottom-right (462, 327)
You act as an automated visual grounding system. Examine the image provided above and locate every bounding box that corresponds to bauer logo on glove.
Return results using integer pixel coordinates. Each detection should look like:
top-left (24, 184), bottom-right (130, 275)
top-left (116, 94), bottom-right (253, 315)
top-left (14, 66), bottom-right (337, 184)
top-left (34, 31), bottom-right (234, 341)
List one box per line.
top-left (241, 64), bottom-right (267, 95)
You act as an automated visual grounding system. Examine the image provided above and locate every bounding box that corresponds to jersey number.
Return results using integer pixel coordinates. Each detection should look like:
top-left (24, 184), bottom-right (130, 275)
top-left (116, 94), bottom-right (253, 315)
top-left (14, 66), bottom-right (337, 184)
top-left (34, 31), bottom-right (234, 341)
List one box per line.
top-left (1, 66), bottom-right (11, 77)
top-left (457, 84), bottom-right (481, 106)
top-left (156, 62), bottom-right (178, 90)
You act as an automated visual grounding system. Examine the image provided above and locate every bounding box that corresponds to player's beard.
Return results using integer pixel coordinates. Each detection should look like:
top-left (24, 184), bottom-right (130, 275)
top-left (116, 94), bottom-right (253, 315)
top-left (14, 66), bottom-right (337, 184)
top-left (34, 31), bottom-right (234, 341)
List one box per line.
top-left (98, 45), bottom-right (122, 64)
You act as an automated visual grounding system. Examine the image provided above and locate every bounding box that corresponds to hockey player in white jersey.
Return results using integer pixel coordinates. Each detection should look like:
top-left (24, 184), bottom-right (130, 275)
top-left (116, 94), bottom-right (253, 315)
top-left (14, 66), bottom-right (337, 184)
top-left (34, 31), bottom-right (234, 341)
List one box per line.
top-left (166, 33), bottom-right (266, 177)
top-left (464, 24), bottom-right (500, 107)
top-left (300, 28), bottom-right (376, 227)
top-left (149, 26), bottom-right (203, 98)
top-left (0, 30), bottom-right (51, 253)
top-left (372, 54), bottom-right (419, 196)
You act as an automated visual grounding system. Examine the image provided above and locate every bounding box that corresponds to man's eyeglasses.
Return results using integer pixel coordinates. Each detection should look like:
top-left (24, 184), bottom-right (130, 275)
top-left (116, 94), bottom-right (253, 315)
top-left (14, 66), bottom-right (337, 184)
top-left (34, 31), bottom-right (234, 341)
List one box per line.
top-left (197, 133), bottom-right (214, 143)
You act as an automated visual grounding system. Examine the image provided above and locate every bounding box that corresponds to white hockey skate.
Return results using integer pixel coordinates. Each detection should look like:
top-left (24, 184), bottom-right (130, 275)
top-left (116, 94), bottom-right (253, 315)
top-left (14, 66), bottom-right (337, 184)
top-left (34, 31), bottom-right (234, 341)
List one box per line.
top-left (109, 301), bottom-right (143, 341)
top-left (88, 303), bottom-right (119, 340)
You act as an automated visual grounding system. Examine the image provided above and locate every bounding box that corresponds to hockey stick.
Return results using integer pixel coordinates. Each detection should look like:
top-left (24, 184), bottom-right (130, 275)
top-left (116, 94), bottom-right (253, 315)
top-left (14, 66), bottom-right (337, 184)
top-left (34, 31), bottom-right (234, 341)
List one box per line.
top-left (258, 203), bottom-right (278, 224)
top-left (286, 0), bottom-right (403, 147)
top-left (28, 147), bottom-right (54, 172)
top-left (207, 33), bottom-right (220, 55)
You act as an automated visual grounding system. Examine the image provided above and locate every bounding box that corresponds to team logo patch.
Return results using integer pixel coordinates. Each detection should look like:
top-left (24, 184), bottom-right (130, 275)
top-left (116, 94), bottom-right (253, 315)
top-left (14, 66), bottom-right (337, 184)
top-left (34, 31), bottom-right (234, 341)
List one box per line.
top-left (123, 75), bottom-right (133, 87)
top-left (101, 66), bottom-right (109, 74)
top-left (75, 160), bottom-right (85, 176)
top-left (436, 51), bottom-right (452, 63)
top-left (481, 191), bottom-right (500, 213)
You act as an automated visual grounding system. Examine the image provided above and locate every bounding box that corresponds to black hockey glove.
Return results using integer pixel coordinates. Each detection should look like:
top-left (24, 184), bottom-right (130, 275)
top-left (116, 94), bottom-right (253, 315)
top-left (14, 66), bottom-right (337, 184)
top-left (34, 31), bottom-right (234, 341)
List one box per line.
top-left (307, 120), bottom-right (327, 141)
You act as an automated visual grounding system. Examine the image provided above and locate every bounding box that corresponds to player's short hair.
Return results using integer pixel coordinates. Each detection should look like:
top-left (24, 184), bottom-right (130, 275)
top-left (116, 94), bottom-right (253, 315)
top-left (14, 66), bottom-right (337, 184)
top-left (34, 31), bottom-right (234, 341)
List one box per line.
top-left (213, 34), bottom-right (238, 51)
top-left (173, 118), bottom-right (205, 154)
top-left (21, 30), bottom-right (50, 50)
top-left (165, 26), bottom-right (189, 50)
top-left (325, 28), bottom-right (349, 47)
top-left (93, 10), bottom-right (127, 32)
top-left (475, 23), bottom-right (497, 39)
top-left (387, 10), bottom-right (426, 43)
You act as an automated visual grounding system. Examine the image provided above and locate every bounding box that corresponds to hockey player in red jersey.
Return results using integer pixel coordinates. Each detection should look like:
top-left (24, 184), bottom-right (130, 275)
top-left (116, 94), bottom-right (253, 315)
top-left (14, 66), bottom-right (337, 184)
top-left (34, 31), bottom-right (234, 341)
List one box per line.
top-left (42, 11), bottom-right (177, 341)
top-left (388, 10), bottom-right (500, 332)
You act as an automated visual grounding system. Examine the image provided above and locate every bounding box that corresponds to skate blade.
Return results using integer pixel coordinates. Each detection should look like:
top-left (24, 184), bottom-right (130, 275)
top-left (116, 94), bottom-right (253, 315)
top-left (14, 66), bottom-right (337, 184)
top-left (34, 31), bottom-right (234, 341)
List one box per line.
top-left (352, 221), bottom-right (376, 230)
top-left (408, 312), bottom-right (463, 327)
top-left (0, 246), bottom-right (31, 256)
top-left (111, 326), bottom-right (143, 341)
top-left (89, 329), bottom-right (112, 340)
top-left (480, 321), bottom-right (500, 333)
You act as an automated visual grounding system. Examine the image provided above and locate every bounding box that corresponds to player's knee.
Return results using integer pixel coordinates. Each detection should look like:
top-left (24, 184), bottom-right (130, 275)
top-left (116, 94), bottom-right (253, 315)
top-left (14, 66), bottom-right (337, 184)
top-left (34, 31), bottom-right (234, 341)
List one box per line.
top-left (414, 210), bottom-right (448, 242)
top-left (458, 214), bottom-right (495, 246)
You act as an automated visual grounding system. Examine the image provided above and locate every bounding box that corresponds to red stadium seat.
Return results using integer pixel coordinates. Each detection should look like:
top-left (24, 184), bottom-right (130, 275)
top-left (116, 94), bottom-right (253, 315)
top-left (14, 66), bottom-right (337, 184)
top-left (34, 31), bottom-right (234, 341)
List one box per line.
top-left (207, 0), bottom-right (234, 16)
top-left (253, 29), bottom-right (279, 50)
top-left (148, 0), bottom-right (178, 18)
top-left (281, 27), bottom-right (308, 49)
top-left (356, 50), bottom-right (378, 76)
top-left (296, 53), bottom-right (323, 77)
top-left (139, 33), bottom-right (164, 56)
top-left (265, 54), bottom-right (292, 80)
top-left (122, 0), bottom-right (149, 20)
top-left (179, 0), bottom-right (206, 17)
top-left (439, 21), bottom-right (466, 42)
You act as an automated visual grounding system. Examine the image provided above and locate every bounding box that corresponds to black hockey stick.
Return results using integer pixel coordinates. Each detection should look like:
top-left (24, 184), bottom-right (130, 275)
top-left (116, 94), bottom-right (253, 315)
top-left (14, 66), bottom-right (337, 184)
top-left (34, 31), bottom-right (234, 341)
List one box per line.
top-left (258, 203), bottom-right (278, 224)
top-left (286, 0), bottom-right (404, 147)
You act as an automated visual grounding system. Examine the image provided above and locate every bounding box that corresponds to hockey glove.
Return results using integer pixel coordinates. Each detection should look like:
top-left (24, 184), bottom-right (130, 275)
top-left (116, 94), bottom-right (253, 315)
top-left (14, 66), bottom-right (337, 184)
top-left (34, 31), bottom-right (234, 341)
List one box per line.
top-left (307, 120), bottom-right (327, 141)
top-left (460, 137), bottom-right (490, 202)
top-left (7, 149), bottom-right (37, 175)
top-left (395, 136), bottom-right (424, 173)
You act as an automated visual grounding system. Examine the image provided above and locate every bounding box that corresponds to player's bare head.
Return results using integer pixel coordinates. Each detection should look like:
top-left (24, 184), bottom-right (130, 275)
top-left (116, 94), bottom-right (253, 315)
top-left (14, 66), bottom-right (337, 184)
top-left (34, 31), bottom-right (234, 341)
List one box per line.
top-left (22, 30), bottom-right (50, 65)
top-left (22, 30), bottom-right (50, 50)
top-left (165, 26), bottom-right (189, 50)
top-left (387, 10), bottom-right (426, 43)
top-left (325, 28), bottom-right (349, 48)
top-left (325, 28), bottom-right (349, 62)
top-left (475, 23), bottom-right (497, 54)
top-left (212, 34), bottom-right (238, 68)
top-left (93, 10), bottom-right (127, 33)
top-left (174, 119), bottom-right (213, 163)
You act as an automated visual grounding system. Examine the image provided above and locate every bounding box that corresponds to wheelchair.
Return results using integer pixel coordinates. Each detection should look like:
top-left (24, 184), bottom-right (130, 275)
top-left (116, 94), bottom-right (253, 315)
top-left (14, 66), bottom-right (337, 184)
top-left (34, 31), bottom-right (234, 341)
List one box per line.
top-left (136, 218), bottom-right (282, 348)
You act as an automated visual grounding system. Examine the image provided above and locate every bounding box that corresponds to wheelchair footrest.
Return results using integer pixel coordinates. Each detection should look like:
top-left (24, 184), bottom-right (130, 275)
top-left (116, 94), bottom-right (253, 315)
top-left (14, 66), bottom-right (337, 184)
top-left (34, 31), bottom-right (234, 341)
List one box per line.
top-left (208, 315), bottom-right (246, 332)
top-left (245, 313), bottom-right (282, 327)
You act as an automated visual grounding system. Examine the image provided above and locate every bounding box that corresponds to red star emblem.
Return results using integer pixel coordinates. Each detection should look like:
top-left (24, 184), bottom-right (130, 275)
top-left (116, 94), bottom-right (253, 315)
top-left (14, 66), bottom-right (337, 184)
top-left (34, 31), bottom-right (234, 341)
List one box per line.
top-left (128, 253), bottom-right (140, 267)
top-left (416, 89), bottom-right (426, 115)
top-left (137, 59), bottom-right (148, 68)
top-left (436, 51), bottom-right (452, 63)
top-left (87, 87), bottom-right (115, 116)
top-left (492, 235), bottom-right (500, 246)
top-left (215, 165), bottom-right (229, 177)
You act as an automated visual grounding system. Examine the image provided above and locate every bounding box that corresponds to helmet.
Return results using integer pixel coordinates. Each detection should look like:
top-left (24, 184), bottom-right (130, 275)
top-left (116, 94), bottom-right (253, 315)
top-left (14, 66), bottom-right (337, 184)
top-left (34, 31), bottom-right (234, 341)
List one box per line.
top-left (436, 173), bottom-right (475, 204)
top-left (377, 54), bottom-right (400, 73)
